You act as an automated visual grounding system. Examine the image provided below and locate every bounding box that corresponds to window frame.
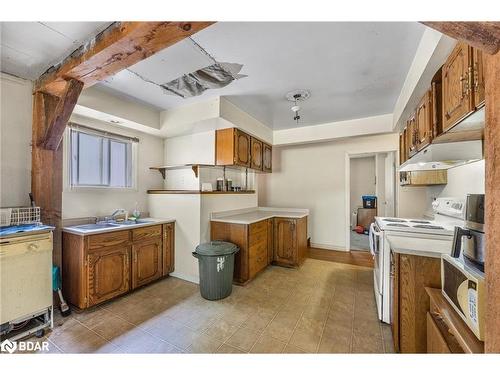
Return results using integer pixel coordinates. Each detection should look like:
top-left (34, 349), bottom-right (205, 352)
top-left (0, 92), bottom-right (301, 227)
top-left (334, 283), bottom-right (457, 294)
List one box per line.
top-left (65, 124), bottom-right (138, 191)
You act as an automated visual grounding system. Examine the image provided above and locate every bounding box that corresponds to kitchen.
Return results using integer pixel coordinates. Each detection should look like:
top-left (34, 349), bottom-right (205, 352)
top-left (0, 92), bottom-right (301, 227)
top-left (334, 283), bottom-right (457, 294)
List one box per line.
top-left (1, 3), bottom-right (499, 373)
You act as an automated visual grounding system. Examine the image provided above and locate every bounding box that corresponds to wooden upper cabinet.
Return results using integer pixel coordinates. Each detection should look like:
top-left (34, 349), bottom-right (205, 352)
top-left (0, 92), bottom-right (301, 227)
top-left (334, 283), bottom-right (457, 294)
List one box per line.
top-left (87, 245), bottom-right (130, 306)
top-left (263, 143), bottom-right (272, 173)
top-left (132, 238), bottom-right (162, 289)
top-left (407, 113), bottom-right (418, 158)
top-left (273, 218), bottom-right (297, 267)
top-left (234, 129), bottom-right (251, 167)
top-left (472, 48), bottom-right (485, 108)
top-left (431, 68), bottom-right (443, 138)
top-left (399, 127), bottom-right (407, 165)
top-left (216, 127), bottom-right (272, 172)
top-left (250, 137), bottom-right (263, 170)
top-left (442, 42), bottom-right (473, 132)
top-left (416, 90), bottom-right (433, 151)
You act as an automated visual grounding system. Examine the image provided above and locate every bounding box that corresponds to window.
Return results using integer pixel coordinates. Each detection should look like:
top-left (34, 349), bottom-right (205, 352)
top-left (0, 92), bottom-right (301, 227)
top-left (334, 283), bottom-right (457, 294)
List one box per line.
top-left (69, 125), bottom-right (137, 188)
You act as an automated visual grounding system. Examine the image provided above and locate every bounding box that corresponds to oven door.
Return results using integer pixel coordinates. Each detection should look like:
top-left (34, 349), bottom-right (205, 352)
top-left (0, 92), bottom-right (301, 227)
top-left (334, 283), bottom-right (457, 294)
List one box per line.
top-left (369, 223), bottom-right (384, 320)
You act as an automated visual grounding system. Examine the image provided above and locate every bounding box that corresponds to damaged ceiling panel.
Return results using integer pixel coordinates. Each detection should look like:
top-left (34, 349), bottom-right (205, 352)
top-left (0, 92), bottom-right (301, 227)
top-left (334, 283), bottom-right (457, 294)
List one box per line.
top-left (116, 37), bottom-right (247, 99)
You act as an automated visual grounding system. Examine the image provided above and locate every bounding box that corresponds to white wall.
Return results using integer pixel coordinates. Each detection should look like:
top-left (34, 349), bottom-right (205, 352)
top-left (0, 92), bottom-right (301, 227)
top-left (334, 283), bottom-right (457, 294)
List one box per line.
top-left (0, 73), bottom-right (33, 207)
top-left (258, 133), bottom-right (399, 250)
top-left (62, 114), bottom-right (164, 219)
top-left (349, 156), bottom-right (376, 211)
top-left (426, 160), bottom-right (485, 210)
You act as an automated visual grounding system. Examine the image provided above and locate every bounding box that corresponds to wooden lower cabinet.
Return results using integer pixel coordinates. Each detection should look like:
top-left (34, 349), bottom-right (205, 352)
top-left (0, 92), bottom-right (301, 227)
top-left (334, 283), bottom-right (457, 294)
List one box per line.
top-left (87, 245), bottom-right (130, 307)
top-left (132, 238), bottom-right (162, 289)
top-left (426, 312), bottom-right (452, 353)
top-left (210, 216), bottom-right (307, 284)
top-left (392, 252), bottom-right (441, 353)
top-left (62, 223), bottom-right (175, 309)
top-left (273, 217), bottom-right (308, 267)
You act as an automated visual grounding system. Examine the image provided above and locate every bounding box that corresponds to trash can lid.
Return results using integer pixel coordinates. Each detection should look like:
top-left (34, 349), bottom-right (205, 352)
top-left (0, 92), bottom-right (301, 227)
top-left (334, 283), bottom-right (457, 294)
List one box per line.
top-left (195, 241), bottom-right (238, 256)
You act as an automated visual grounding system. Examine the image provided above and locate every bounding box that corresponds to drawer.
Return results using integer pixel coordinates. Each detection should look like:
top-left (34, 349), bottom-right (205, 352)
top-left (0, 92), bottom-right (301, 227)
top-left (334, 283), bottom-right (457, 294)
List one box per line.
top-left (132, 225), bottom-right (162, 242)
top-left (249, 220), bottom-right (267, 236)
top-left (88, 230), bottom-right (129, 250)
top-left (249, 241), bottom-right (268, 277)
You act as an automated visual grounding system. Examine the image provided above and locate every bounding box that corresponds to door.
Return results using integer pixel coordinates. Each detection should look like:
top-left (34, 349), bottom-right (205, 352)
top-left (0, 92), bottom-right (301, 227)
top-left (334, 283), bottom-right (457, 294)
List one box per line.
top-left (234, 129), bottom-right (251, 167)
top-left (162, 223), bottom-right (174, 276)
top-left (472, 48), bottom-right (485, 108)
top-left (132, 238), bottom-right (162, 289)
top-left (416, 90), bottom-right (432, 150)
top-left (250, 137), bottom-right (263, 170)
top-left (263, 143), bottom-right (272, 173)
top-left (273, 218), bottom-right (297, 266)
top-left (442, 42), bottom-right (473, 131)
top-left (87, 245), bottom-right (130, 307)
top-left (384, 152), bottom-right (395, 217)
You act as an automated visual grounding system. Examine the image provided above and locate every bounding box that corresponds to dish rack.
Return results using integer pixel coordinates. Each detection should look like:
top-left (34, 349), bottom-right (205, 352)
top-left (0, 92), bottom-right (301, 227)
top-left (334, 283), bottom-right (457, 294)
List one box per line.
top-left (0, 206), bottom-right (41, 227)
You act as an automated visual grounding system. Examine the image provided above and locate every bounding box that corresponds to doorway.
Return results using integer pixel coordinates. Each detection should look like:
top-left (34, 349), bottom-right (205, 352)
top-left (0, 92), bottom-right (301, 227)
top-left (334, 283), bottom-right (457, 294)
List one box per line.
top-left (346, 151), bottom-right (396, 251)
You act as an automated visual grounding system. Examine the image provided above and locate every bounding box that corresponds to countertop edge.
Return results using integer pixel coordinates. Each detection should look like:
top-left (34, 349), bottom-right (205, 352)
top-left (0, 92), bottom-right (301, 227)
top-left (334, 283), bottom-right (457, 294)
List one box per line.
top-left (62, 218), bottom-right (176, 236)
top-left (390, 246), bottom-right (445, 259)
top-left (210, 213), bottom-right (309, 225)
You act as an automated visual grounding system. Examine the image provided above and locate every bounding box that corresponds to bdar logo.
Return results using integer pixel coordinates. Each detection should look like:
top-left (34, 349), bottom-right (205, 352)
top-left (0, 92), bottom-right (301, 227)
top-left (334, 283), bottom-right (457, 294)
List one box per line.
top-left (1, 339), bottom-right (17, 354)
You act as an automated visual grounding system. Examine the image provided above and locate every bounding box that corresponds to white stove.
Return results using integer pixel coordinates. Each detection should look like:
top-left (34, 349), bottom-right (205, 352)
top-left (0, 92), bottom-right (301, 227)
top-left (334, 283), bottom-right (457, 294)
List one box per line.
top-left (369, 197), bottom-right (465, 324)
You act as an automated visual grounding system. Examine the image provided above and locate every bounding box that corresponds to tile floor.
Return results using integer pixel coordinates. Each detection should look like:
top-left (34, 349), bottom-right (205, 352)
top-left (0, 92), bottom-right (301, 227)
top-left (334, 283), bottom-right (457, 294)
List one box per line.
top-left (17, 258), bottom-right (393, 354)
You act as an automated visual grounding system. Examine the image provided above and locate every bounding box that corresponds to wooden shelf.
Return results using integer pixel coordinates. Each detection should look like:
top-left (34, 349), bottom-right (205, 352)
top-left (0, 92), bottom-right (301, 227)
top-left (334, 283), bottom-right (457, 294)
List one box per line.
top-left (426, 287), bottom-right (484, 353)
top-left (149, 164), bottom-right (215, 179)
top-left (147, 190), bottom-right (256, 195)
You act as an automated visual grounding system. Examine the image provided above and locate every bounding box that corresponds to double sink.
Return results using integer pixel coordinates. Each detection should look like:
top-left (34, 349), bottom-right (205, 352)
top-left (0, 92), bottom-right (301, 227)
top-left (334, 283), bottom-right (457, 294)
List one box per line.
top-left (70, 219), bottom-right (154, 233)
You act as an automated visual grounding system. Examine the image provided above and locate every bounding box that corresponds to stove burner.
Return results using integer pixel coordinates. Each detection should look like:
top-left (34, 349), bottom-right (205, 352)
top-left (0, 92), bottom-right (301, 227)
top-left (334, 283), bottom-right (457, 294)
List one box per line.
top-left (413, 224), bottom-right (445, 230)
top-left (386, 223), bottom-right (410, 227)
top-left (409, 220), bottom-right (432, 224)
top-left (383, 218), bottom-right (406, 223)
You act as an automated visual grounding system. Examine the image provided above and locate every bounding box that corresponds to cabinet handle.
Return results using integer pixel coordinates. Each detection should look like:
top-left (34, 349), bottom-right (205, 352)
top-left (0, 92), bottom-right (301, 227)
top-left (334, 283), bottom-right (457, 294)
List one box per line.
top-left (468, 66), bottom-right (473, 96)
top-left (473, 62), bottom-right (479, 92)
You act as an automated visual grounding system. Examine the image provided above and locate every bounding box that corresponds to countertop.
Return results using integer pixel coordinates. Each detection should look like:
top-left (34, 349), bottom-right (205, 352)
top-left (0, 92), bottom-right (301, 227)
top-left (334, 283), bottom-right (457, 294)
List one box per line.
top-left (210, 207), bottom-right (309, 225)
top-left (0, 224), bottom-right (55, 239)
top-left (147, 190), bottom-right (256, 194)
top-left (62, 217), bottom-right (175, 236)
top-left (386, 232), bottom-right (453, 259)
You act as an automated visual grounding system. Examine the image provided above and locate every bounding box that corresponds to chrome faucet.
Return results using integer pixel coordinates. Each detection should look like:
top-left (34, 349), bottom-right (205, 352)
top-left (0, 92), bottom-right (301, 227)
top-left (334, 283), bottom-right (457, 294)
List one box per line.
top-left (104, 209), bottom-right (128, 222)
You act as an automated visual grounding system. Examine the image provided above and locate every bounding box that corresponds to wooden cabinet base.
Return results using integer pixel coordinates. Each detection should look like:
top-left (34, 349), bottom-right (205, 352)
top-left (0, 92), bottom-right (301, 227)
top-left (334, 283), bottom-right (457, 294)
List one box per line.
top-left (211, 216), bottom-right (307, 284)
top-left (62, 224), bottom-right (175, 309)
top-left (392, 253), bottom-right (441, 353)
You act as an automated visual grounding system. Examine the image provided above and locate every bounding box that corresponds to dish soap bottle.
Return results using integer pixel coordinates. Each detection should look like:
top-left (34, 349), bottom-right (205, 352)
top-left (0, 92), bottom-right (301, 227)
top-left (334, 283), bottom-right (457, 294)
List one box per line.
top-left (132, 202), bottom-right (141, 221)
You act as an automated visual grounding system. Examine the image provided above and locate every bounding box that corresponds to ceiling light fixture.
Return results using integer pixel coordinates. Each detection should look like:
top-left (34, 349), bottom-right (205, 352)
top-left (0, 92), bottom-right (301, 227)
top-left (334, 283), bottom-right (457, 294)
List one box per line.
top-left (285, 89), bottom-right (310, 125)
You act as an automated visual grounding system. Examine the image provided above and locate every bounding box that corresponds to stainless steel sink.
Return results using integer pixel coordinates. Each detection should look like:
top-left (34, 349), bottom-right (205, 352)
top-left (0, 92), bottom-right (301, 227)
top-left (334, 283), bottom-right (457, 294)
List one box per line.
top-left (69, 219), bottom-right (155, 232)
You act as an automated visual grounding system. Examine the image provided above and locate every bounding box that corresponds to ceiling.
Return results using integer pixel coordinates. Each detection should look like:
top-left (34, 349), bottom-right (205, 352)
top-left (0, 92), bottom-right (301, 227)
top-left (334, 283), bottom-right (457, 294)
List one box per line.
top-left (1, 22), bottom-right (112, 80)
top-left (1, 22), bottom-right (425, 130)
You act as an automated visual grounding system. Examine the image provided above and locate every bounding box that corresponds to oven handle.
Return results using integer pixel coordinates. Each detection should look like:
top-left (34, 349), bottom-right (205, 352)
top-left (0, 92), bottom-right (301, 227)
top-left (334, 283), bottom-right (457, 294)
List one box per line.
top-left (368, 223), bottom-right (381, 257)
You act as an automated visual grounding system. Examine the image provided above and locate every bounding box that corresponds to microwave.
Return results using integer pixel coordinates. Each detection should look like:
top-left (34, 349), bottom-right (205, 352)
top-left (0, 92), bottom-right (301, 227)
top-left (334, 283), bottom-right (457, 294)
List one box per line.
top-left (441, 254), bottom-right (485, 341)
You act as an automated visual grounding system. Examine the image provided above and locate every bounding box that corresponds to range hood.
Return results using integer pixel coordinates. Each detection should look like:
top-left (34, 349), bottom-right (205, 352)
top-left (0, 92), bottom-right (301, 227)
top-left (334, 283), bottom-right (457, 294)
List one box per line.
top-left (399, 140), bottom-right (483, 171)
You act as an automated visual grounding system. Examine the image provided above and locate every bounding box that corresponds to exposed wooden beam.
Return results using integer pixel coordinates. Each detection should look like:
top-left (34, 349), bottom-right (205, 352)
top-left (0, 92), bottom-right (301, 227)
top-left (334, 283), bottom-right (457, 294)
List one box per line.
top-left (421, 22), bottom-right (500, 55)
top-left (41, 79), bottom-right (83, 150)
top-left (35, 21), bottom-right (214, 96)
top-left (484, 51), bottom-right (500, 353)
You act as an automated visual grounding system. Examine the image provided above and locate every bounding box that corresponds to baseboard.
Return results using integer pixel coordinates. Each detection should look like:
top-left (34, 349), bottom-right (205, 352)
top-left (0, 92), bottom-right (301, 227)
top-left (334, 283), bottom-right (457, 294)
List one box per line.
top-left (310, 243), bottom-right (348, 252)
top-left (170, 271), bottom-right (199, 285)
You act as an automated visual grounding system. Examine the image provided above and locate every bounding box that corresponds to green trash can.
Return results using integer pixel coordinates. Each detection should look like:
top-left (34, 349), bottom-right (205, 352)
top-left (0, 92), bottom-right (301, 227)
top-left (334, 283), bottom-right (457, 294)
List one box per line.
top-left (192, 241), bottom-right (239, 300)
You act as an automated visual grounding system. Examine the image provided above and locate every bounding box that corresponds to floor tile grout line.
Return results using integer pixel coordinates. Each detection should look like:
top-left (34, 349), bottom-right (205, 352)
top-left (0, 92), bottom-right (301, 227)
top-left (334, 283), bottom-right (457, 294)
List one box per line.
top-left (281, 291), bottom-right (314, 353)
top-left (315, 286), bottom-right (336, 353)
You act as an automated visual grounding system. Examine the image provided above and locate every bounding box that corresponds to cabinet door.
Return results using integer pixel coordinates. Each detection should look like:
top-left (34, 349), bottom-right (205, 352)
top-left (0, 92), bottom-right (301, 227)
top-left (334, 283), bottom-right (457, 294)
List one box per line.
top-left (162, 223), bottom-right (175, 276)
top-left (399, 129), bottom-right (407, 165)
top-left (416, 90), bottom-right (432, 151)
top-left (132, 238), bottom-right (162, 289)
top-left (472, 48), bottom-right (485, 108)
top-left (273, 218), bottom-right (297, 266)
top-left (263, 143), bottom-right (272, 173)
top-left (426, 313), bottom-right (451, 353)
top-left (267, 219), bottom-right (273, 265)
top-left (442, 42), bottom-right (473, 131)
top-left (407, 114), bottom-right (418, 157)
top-left (234, 129), bottom-right (251, 167)
top-left (87, 245), bottom-right (130, 307)
top-left (250, 137), bottom-right (263, 170)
